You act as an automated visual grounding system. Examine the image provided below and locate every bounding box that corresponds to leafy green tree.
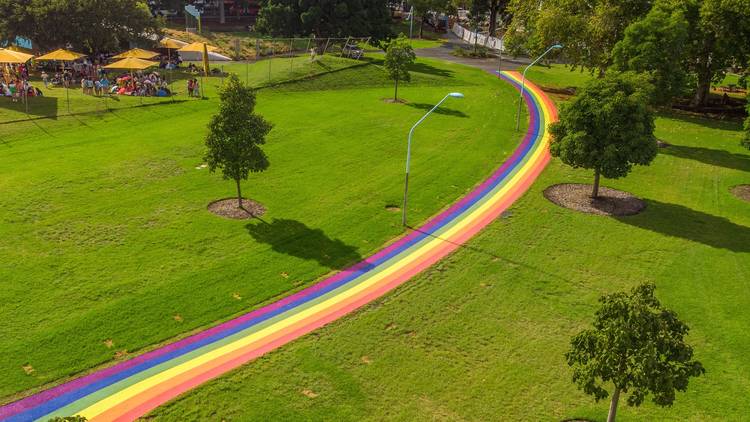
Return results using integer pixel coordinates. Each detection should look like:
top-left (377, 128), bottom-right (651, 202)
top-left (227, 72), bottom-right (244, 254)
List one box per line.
top-left (0, 0), bottom-right (161, 54)
top-left (383, 34), bottom-right (416, 101)
top-left (679, 0), bottom-right (750, 106)
top-left (549, 72), bottom-right (657, 198)
top-left (612, 3), bottom-right (690, 105)
top-left (566, 283), bottom-right (705, 422)
top-left (613, 0), bottom-right (750, 106)
top-left (205, 75), bottom-right (273, 208)
top-left (505, 0), bottom-right (652, 74)
top-left (255, 0), bottom-right (392, 42)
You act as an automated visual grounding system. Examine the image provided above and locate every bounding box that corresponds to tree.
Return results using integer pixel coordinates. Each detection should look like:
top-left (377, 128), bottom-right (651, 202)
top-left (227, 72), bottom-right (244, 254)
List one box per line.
top-left (204, 75), bottom-right (273, 208)
top-left (410, 0), bottom-right (453, 39)
top-left (566, 284), bottom-right (705, 422)
top-left (505, 0), bottom-right (652, 75)
top-left (255, 0), bottom-right (392, 42)
top-left (613, 0), bottom-right (750, 107)
top-left (487, 0), bottom-right (510, 37)
top-left (612, 2), bottom-right (690, 105)
top-left (679, 0), bottom-right (750, 106)
top-left (549, 72), bottom-right (657, 198)
top-left (0, 0), bottom-right (161, 54)
top-left (383, 34), bottom-right (416, 102)
top-left (467, 0), bottom-right (489, 52)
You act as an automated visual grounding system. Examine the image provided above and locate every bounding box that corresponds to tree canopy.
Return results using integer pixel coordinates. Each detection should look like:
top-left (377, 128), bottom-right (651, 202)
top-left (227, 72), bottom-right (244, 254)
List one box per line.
top-left (205, 74), bottom-right (273, 208)
top-left (566, 283), bottom-right (705, 422)
top-left (611, 2), bottom-right (690, 105)
top-left (255, 0), bottom-right (392, 41)
top-left (0, 0), bottom-right (161, 54)
top-left (383, 34), bottom-right (416, 101)
top-left (505, 0), bottom-right (653, 74)
top-left (549, 72), bottom-right (657, 198)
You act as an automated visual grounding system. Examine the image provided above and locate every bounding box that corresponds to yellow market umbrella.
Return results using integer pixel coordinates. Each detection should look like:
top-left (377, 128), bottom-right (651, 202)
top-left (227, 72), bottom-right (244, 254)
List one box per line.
top-left (35, 49), bottom-right (85, 61)
top-left (104, 57), bottom-right (159, 70)
top-left (159, 38), bottom-right (187, 49)
top-left (113, 48), bottom-right (160, 60)
top-left (178, 42), bottom-right (219, 53)
top-left (0, 48), bottom-right (34, 64)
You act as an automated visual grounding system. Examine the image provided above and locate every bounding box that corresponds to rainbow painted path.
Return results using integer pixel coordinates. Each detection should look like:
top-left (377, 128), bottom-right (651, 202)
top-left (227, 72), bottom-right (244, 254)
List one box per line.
top-left (0, 71), bottom-right (557, 421)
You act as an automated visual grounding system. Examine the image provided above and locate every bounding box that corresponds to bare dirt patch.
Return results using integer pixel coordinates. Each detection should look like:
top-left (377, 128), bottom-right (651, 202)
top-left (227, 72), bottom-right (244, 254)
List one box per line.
top-left (382, 98), bottom-right (408, 104)
top-left (544, 184), bottom-right (646, 216)
top-left (207, 198), bottom-right (266, 220)
top-left (731, 185), bottom-right (750, 202)
top-left (301, 389), bottom-right (319, 398)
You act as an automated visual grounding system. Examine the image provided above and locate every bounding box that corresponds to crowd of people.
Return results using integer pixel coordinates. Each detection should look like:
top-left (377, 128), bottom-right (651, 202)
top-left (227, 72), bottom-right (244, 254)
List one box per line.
top-left (0, 43), bottom-right (231, 108)
top-left (1, 63), bottom-right (41, 101)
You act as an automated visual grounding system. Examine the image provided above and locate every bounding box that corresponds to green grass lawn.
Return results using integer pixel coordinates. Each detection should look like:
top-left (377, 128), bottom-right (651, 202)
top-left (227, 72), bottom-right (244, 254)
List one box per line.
top-left (0, 57), bottom-right (525, 400)
top-left (146, 66), bottom-right (750, 420)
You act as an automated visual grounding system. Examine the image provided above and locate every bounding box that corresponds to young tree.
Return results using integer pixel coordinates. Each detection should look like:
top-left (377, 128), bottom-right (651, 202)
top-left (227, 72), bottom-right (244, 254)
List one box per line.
top-left (566, 284), bottom-right (705, 422)
top-left (204, 75), bottom-right (273, 208)
top-left (549, 72), bottom-right (658, 198)
top-left (383, 34), bottom-right (416, 102)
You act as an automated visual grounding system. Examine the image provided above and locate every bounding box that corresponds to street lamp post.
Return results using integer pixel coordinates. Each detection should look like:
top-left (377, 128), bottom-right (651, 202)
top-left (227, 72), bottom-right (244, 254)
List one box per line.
top-left (402, 92), bottom-right (465, 227)
top-left (515, 44), bottom-right (562, 131)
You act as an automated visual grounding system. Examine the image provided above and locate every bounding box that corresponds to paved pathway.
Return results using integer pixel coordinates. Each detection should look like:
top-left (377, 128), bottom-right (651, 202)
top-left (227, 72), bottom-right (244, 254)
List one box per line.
top-left (416, 32), bottom-right (532, 73)
top-left (0, 67), bottom-right (557, 422)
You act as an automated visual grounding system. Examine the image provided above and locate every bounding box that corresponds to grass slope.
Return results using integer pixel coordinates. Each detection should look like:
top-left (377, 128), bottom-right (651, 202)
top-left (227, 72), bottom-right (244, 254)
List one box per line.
top-left (0, 58), bottom-right (523, 399)
top-left (148, 67), bottom-right (750, 420)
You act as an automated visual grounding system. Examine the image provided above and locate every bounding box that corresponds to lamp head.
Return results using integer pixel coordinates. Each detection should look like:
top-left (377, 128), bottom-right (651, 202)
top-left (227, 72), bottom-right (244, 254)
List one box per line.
top-left (552, 44), bottom-right (563, 49)
top-left (448, 92), bottom-right (464, 98)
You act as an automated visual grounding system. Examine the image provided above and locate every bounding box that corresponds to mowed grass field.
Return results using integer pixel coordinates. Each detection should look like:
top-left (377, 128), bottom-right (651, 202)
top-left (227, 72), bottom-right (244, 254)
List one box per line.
top-left (0, 57), bottom-right (525, 399)
top-left (146, 66), bottom-right (750, 420)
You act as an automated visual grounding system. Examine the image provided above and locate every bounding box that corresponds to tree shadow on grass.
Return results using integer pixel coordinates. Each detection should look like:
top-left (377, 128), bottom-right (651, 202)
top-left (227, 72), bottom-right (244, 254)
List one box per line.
top-left (0, 95), bottom-right (59, 120)
top-left (406, 102), bottom-right (469, 118)
top-left (615, 200), bottom-right (750, 253)
top-left (246, 218), bottom-right (362, 270)
top-left (659, 144), bottom-right (750, 172)
top-left (409, 62), bottom-right (455, 78)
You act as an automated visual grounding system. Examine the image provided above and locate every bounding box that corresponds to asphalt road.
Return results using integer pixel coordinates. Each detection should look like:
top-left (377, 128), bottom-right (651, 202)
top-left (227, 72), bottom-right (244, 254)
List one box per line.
top-left (415, 32), bottom-right (531, 73)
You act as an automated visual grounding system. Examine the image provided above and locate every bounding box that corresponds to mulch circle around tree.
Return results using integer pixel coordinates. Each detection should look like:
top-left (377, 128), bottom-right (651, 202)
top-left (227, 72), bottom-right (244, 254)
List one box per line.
top-left (207, 198), bottom-right (266, 220)
top-left (731, 185), bottom-right (750, 202)
top-left (382, 98), bottom-right (407, 104)
top-left (543, 184), bottom-right (647, 216)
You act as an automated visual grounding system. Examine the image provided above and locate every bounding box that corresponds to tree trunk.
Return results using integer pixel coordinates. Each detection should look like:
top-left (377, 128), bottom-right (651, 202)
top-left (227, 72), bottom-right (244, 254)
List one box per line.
top-left (692, 72), bottom-right (711, 108)
top-left (394, 77), bottom-right (399, 101)
top-left (607, 387), bottom-right (621, 422)
top-left (419, 14), bottom-right (425, 38)
top-left (592, 168), bottom-right (601, 199)
top-left (488, 2), bottom-right (498, 36)
top-left (235, 178), bottom-right (243, 209)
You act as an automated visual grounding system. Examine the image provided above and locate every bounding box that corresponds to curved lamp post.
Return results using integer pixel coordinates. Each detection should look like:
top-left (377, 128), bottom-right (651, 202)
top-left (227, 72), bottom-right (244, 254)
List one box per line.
top-left (515, 44), bottom-right (563, 131)
top-left (402, 92), bottom-right (465, 227)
